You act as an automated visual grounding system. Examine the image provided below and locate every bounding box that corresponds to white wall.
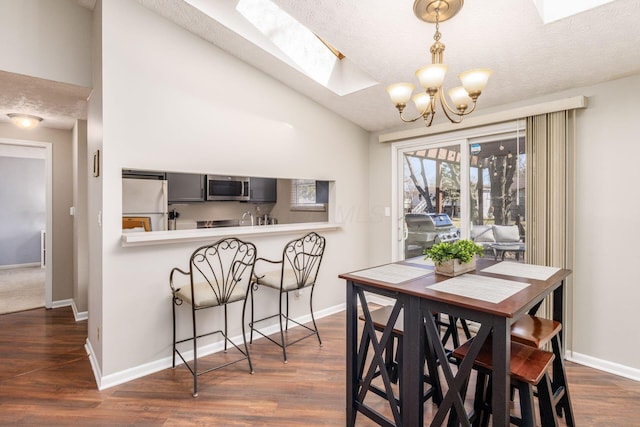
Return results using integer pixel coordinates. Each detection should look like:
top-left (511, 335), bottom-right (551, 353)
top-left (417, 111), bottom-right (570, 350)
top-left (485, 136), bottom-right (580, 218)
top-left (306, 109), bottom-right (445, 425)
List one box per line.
top-left (87, 0), bottom-right (104, 371)
top-left (0, 0), bottom-right (92, 87)
top-left (571, 74), bottom-right (640, 374)
top-left (368, 73), bottom-right (640, 378)
top-left (93, 0), bottom-right (370, 379)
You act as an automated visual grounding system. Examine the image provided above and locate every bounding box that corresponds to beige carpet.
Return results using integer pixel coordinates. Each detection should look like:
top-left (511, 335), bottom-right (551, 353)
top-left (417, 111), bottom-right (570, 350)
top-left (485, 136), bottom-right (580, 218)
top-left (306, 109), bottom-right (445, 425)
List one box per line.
top-left (0, 266), bottom-right (45, 315)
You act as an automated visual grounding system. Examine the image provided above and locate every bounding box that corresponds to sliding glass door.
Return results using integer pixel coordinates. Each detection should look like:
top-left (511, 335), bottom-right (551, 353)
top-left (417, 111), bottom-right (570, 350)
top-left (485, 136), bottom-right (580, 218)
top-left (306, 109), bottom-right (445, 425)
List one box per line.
top-left (402, 141), bottom-right (465, 259)
top-left (396, 122), bottom-right (525, 260)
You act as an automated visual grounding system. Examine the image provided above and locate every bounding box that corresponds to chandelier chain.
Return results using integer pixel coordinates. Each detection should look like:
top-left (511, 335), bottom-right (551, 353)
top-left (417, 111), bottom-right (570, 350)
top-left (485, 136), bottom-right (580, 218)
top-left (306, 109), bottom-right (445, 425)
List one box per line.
top-left (433, 8), bottom-right (441, 41)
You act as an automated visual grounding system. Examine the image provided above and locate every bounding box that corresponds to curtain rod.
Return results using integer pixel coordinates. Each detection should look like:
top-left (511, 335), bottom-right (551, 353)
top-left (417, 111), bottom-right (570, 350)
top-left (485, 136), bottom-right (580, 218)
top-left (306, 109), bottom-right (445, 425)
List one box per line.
top-left (378, 96), bottom-right (587, 143)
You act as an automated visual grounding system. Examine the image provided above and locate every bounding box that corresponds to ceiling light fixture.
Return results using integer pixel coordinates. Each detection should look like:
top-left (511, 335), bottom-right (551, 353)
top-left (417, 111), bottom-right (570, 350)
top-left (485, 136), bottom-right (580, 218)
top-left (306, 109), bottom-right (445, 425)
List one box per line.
top-left (387, 0), bottom-right (492, 127)
top-left (7, 113), bottom-right (43, 129)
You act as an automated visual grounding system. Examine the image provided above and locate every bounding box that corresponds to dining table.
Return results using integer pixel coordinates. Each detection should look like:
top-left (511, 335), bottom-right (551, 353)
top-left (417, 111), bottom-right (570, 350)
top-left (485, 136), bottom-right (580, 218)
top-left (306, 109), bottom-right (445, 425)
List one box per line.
top-left (339, 257), bottom-right (571, 427)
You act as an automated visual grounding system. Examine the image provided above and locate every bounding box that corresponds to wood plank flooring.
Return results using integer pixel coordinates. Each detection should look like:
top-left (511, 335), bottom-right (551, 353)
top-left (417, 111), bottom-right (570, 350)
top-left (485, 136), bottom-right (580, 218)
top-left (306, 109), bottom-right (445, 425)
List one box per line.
top-left (1, 306), bottom-right (639, 426)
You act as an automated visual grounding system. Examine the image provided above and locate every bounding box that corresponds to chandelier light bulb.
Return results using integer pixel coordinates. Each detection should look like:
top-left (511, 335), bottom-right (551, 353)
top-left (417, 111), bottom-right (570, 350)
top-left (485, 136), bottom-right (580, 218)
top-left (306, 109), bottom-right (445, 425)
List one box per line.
top-left (412, 92), bottom-right (432, 114)
top-left (415, 64), bottom-right (448, 90)
top-left (447, 86), bottom-right (472, 111)
top-left (386, 82), bottom-right (415, 106)
top-left (459, 68), bottom-right (493, 96)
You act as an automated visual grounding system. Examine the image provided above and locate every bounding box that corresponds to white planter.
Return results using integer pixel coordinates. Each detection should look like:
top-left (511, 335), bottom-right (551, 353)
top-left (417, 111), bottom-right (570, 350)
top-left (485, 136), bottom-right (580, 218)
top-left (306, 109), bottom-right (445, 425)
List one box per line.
top-left (435, 256), bottom-right (477, 277)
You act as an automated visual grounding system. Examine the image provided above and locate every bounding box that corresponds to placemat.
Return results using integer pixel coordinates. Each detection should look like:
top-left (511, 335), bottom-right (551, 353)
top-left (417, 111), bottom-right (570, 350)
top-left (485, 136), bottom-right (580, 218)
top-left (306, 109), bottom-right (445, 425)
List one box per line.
top-left (481, 262), bottom-right (560, 281)
top-left (428, 274), bottom-right (530, 303)
top-left (350, 264), bottom-right (433, 284)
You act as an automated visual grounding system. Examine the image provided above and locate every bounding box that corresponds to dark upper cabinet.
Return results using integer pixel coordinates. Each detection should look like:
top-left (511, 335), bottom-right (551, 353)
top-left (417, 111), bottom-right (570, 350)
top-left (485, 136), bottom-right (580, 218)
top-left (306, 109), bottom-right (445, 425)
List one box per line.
top-left (122, 169), bottom-right (166, 180)
top-left (167, 173), bottom-right (205, 203)
top-left (249, 177), bottom-right (277, 203)
top-left (316, 180), bottom-right (329, 204)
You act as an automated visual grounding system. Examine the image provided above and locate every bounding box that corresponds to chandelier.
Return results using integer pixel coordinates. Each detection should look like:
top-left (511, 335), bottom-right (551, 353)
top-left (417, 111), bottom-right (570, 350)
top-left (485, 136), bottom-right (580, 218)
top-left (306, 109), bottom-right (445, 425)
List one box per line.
top-left (387, 0), bottom-right (492, 127)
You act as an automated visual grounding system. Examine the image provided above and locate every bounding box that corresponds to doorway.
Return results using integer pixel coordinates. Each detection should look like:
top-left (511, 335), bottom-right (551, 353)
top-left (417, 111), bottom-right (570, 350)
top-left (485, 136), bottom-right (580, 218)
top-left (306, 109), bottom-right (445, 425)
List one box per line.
top-left (0, 140), bottom-right (53, 313)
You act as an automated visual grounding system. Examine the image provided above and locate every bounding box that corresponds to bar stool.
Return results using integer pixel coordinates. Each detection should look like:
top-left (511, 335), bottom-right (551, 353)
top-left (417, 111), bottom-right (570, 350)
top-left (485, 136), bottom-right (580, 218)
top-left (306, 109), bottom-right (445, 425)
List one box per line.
top-left (452, 337), bottom-right (558, 427)
top-left (359, 305), bottom-right (443, 405)
top-left (511, 315), bottom-right (575, 426)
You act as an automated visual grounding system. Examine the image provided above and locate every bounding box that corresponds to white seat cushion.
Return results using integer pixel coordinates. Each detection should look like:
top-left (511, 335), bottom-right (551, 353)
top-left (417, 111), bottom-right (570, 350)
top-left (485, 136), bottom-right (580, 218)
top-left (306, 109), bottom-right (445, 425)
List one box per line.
top-left (256, 269), bottom-right (305, 291)
top-left (175, 281), bottom-right (248, 308)
top-left (471, 225), bottom-right (495, 243)
top-left (492, 225), bottom-right (521, 243)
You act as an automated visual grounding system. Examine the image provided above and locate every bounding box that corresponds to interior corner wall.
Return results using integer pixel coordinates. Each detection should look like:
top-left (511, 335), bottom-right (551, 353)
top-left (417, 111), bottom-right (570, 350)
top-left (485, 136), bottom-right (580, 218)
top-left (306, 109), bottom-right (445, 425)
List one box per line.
top-left (73, 120), bottom-right (89, 313)
top-left (0, 123), bottom-right (74, 304)
top-left (96, 0), bottom-right (370, 378)
top-left (87, 0), bottom-right (104, 373)
top-left (368, 73), bottom-right (640, 377)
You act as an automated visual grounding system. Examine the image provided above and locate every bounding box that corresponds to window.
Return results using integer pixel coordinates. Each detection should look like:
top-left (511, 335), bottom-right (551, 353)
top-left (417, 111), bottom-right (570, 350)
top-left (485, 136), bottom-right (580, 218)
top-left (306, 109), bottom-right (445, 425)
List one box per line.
top-left (290, 179), bottom-right (327, 212)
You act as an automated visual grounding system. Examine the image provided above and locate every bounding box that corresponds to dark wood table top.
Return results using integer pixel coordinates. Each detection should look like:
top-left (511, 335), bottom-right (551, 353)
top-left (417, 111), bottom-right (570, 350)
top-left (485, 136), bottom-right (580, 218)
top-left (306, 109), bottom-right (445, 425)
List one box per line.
top-left (339, 258), bottom-right (571, 318)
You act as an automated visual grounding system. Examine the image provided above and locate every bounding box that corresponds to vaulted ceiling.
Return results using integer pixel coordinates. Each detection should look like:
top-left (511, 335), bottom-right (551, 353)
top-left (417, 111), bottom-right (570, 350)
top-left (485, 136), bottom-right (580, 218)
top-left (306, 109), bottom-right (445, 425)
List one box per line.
top-left (2, 0), bottom-right (640, 132)
top-left (140, 0), bottom-right (640, 132)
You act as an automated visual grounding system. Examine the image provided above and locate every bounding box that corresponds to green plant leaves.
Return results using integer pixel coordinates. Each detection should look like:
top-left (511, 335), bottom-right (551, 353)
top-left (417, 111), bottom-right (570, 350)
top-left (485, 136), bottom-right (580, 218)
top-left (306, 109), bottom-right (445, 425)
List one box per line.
top-left (423, 239), bottom-right (484, 265)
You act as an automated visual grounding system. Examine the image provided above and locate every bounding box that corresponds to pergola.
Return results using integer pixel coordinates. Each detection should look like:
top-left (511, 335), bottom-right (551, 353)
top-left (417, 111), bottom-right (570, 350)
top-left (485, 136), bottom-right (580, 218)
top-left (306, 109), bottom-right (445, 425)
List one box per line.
top-left (404, 137), bottom-right (525, 225)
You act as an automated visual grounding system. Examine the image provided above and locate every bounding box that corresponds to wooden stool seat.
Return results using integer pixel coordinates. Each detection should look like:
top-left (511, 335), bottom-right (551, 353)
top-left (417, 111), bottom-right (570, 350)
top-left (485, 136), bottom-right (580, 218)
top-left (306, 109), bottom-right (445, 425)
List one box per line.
top-left (510, 315), bottom-right (575, 426)
top-left (453, 337), bottom-right (559, 427)
top-left (453, 337), bottom-right (554, 386)
top-left (511, 315), bottom-right (561, 348)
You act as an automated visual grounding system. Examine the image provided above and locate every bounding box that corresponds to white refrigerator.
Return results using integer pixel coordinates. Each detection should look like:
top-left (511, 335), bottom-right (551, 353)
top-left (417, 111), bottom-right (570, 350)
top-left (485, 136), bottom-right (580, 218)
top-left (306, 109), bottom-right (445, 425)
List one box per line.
top-left (122, 178), bottom-right (168, 231)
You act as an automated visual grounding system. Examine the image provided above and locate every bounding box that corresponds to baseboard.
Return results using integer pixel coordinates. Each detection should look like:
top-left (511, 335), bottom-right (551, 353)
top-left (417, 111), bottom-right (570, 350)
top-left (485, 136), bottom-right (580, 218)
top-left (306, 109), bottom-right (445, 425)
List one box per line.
top-left (71, 300), bottom-right (88, 321)
top-left (49, 299), bottom-right (88, 321)
top-left (51, 298), bottom-right (73, 309)
top-left (566, 350), bottom-right (640, 382)
top-left (85, 338), bottom-right (103, 389)
top-left (91, 302), bottom-right (346, 390)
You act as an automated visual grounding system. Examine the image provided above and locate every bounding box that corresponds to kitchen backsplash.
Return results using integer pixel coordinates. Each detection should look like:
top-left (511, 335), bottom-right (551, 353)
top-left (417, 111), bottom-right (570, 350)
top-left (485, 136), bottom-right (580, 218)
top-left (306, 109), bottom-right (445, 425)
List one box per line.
top-left (169, 201), bottom-right (275, 230)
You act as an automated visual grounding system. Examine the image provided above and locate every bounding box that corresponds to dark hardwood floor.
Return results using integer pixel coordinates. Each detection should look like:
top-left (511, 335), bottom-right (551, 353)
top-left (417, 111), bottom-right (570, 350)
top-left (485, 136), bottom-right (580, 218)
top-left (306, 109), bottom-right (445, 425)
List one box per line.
top-left (1, 306), bottom-right (639, 426)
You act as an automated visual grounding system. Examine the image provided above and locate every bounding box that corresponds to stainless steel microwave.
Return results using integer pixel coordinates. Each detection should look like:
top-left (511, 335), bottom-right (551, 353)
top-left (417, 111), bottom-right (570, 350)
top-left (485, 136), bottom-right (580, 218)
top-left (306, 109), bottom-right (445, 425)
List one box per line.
top-left (206, 175), bottom-right (250, 201)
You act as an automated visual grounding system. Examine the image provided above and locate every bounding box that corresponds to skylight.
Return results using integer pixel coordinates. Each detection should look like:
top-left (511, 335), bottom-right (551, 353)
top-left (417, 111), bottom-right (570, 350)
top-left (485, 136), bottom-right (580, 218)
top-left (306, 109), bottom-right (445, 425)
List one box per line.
top-left (236, 0), bottom-right (339, 86)
top-left (184, 0), bottom-right (377, 96)
top-left (532, 0), bottom-right (615, 23)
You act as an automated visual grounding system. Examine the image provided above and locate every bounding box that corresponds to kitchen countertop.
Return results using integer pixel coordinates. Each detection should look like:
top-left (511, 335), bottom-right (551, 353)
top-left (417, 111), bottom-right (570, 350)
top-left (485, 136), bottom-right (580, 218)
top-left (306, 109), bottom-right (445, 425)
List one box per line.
top-left (121, 222), bottom-right (341, 247)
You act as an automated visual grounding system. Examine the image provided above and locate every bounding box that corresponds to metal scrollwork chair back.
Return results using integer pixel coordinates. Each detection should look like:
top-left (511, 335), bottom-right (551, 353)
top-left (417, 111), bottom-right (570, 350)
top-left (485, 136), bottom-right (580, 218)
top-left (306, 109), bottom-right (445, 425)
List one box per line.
top-left (249, 232), bottom-right (326, 363)
top-left (170, 237), bottom-right (256, 397)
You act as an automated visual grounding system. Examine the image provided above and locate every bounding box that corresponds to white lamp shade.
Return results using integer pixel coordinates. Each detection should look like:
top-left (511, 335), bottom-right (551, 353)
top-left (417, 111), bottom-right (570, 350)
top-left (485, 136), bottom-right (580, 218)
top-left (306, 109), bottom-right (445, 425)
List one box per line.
top-left (415, 64), bottom-right (448, 89)
top-left (412, 92), bottom-right (432, 114)
top-left (7, 113), bottom-right (42, 129)
top-left (458, 68), bottom-right (492, 93)
top-left (447, 86), bottom-right (472, 108)
top-left (387, 82), bottom-right (415, 105)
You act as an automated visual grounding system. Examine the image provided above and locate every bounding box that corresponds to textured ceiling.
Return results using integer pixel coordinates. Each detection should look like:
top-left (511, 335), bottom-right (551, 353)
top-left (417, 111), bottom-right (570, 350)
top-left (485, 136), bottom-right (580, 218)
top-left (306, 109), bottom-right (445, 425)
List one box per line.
top-left (0, 71), bottom-right (90, 130)
top-left (140, 0), bottom-right (640, 132)
top-left (2, 0), bottom-right (640, 132)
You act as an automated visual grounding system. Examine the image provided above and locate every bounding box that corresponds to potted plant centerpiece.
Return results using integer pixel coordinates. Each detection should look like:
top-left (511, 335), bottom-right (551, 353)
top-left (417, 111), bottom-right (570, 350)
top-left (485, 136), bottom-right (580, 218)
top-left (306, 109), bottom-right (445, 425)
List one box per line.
top-left (424, 239), bottom-right (484, 277)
